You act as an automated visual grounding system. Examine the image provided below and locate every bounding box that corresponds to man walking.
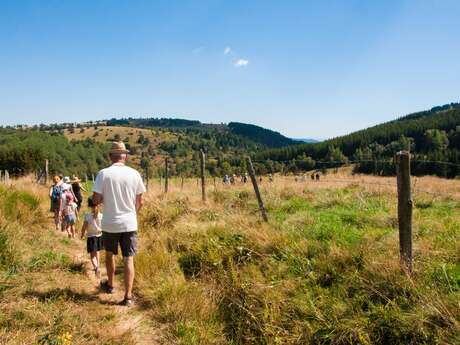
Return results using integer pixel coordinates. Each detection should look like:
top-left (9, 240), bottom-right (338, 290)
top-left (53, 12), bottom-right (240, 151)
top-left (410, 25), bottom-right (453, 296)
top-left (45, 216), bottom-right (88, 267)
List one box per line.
top-left (92, 141), bottom-right (146, 306)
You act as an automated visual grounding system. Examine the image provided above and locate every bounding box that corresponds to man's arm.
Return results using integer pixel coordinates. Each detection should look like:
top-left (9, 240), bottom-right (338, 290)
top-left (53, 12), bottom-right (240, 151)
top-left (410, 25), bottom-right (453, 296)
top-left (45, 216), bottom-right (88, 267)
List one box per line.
top-left (136, 194), bottom-right (143, 213)
top-left (92, 172), bottom-right (103, 205)
top-left (92, 192), bottom-right (103, 206)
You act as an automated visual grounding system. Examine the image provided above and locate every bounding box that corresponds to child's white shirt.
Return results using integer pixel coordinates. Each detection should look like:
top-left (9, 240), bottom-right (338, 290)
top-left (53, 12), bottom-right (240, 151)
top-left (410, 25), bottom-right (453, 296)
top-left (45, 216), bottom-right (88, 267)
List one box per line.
top-left (84, 213), bottom-right (103, 237)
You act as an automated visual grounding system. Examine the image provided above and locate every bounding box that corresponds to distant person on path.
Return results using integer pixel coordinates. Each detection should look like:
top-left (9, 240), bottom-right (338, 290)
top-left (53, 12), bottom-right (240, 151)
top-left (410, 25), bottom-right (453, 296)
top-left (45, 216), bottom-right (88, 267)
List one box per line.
top-left (71, 175), bottom-right (87, 211)
top-left (92, 141), bottom-right (146, 307)
top-left (60, 184), bottom-right (75, 232)
top-left (63, 193), bottom-right (79, 238)
top-left (50, 175), bottom-right (64, 231)
top-left (81, 197), bottom-right (103, 279)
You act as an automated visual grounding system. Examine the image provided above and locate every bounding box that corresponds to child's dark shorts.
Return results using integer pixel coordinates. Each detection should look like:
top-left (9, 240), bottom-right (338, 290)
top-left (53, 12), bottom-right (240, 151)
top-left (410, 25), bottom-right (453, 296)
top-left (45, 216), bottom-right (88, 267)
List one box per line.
top-left (87, 236), bottom-right (103, 253)
top-left (102, 231), bottom-right (137, 257)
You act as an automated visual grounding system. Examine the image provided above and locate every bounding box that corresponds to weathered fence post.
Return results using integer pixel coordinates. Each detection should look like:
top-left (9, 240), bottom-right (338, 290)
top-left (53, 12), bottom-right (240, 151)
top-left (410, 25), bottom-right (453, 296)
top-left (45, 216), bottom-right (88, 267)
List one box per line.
top-left (395, 151), bottom-right (413, 273)
top-left (164, 157), bottom-right (169, 193)
top-left (144, 165), bottom-right (149, 191)
top-left (181, 176), bottom-right (184, 191)
top-left (44, 159), bottom-right (49, 185)
top-left (4, 170), bottom-right (9, 185)
top-left (200, 150), bottom-right (206, 202)
top-left (92, 174), bottom-right (95, 183)
top-left (247, 157), bottom-right (268, 222)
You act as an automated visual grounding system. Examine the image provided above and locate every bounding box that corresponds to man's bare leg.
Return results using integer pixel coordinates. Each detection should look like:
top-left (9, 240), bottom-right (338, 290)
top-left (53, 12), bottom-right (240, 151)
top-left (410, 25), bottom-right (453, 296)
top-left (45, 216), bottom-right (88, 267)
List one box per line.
top-left (123, 256), bottom-right (135, 299)
top-left (105, 251), bottom-right (116, 288)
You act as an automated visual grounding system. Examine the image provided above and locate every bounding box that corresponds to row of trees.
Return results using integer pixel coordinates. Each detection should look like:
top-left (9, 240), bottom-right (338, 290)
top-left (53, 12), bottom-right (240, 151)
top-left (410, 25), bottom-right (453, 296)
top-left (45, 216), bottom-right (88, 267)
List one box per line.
top-left (253, 104), bottom-right (460, 177)
top-left (0, 128), bottom-right (109, 177)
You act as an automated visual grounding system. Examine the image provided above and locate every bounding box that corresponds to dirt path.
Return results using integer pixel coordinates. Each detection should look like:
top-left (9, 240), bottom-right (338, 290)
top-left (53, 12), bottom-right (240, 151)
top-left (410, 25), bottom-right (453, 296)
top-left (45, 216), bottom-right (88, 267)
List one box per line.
top-left (64, 230), bottom-right (165, 345)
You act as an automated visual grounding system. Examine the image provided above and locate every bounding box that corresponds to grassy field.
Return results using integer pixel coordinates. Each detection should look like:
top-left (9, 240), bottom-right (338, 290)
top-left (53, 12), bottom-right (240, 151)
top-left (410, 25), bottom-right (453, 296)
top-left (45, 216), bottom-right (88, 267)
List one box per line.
top-left (0, 173), bottom-right (459, 344)
top-left (63, 125), bottom-right (179, 168)
top-left (0, 178), bottom-right (160, 344)
top-left (135, 173), bottom-right (460, 344)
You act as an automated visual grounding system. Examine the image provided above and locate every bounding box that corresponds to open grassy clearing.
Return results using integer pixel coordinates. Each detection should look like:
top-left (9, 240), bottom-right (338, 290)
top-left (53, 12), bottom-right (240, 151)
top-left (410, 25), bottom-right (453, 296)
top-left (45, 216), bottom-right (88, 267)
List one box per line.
top-left (135, 173), bottom-right (460, 344)
top-left (0, 172), bottom-right (459, 344)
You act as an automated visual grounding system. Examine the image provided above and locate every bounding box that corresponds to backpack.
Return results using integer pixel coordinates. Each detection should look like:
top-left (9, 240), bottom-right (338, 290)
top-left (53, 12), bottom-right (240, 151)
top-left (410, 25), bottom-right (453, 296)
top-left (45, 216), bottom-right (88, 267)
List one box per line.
top-left (51, 185), bottom-right (63, 201)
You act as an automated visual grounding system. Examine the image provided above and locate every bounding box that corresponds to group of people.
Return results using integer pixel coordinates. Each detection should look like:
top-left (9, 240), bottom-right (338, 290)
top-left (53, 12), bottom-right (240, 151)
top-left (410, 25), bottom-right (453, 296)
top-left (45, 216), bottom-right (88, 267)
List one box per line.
top-left (50, 175), bottom-right (86, 237)
top-left (49, 141), bottom-right (146, 306)
top-left (294, 173), bottom-right (321, 182)
top-left (223, 173), bottom-right (274, 185)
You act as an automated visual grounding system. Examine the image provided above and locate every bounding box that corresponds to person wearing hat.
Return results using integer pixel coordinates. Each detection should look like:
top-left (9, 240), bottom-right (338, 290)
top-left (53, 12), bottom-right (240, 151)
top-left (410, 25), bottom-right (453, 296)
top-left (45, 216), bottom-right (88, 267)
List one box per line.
top-left (92, 141), bottom-right (146, 306)
top-left (50, 175), bottom-right (64, 231)
top-left (71, 175), bottom-right (87, 211)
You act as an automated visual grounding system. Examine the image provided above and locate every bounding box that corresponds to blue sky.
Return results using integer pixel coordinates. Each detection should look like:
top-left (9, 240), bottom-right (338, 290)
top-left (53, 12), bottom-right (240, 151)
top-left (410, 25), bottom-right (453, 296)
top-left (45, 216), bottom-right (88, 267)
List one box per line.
top-left (0, 0), bottom-right (459, 138)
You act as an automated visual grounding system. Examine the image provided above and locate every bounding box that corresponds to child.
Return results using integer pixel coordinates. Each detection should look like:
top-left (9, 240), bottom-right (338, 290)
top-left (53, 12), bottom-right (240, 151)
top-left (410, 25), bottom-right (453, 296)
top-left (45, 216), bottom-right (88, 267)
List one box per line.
top-left (81, 197), bottom-right (103, 279)
top-left (60, 184), bottom-right (75, 232)
top-left (63, 194), bottom-right (79, 238)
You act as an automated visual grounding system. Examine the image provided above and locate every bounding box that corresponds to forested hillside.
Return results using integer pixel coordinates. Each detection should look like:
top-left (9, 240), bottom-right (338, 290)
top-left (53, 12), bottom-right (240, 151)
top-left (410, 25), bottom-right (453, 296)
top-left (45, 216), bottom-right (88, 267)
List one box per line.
top-left (0, 128), bottom-right (108, 177)
top-left (256, 103), bottom-right (460, 177)
top-left (228, 122), bottom-right (297, 147)
top-left (2, 103), bottom-right (460, 179)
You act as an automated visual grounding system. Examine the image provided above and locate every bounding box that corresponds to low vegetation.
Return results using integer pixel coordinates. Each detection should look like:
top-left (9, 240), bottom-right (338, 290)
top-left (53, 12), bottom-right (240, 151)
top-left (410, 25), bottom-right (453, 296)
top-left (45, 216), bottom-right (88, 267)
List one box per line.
top-left (0, 172), bottom-right (459, 344)
top-left (0, 181), bottom-right (143, 344)
top-left (135, 175), bottom-right (460, 344)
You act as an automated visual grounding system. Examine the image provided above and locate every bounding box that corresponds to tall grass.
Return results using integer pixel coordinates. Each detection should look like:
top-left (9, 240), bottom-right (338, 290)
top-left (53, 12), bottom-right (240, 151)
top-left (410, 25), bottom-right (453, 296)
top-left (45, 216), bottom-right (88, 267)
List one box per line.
top-left (135, 174), bottom-right (460, 344)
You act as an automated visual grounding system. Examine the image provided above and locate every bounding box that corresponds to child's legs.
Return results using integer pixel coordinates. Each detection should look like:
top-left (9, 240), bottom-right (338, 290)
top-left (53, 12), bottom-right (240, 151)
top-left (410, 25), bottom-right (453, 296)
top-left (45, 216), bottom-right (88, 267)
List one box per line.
top-left (90, 251), bottom-right (99, 269)
top-left (54, 209), bottom-right (60, 227)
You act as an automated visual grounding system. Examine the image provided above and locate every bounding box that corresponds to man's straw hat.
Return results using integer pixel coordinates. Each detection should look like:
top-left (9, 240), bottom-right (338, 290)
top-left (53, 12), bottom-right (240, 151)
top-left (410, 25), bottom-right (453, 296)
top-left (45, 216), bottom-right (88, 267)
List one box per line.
top-left (109, 141), bottom-right (129, 154)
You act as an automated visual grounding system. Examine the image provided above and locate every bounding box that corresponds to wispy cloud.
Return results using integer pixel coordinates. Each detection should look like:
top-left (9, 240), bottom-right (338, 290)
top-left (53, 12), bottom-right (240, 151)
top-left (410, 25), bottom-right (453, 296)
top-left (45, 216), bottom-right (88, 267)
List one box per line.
top-left (233, 58), bottom-right (249, 67)
top-left (192, 46), bottom-right (204, 54)
top-left (224, 46), bottom-right (231, 55)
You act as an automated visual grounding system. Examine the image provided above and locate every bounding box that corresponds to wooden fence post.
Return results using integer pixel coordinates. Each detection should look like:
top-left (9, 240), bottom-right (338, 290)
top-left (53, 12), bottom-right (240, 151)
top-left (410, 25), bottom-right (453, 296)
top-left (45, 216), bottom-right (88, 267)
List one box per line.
top-left (395, 151), bottom-right (413, 273)
top-left (44, 159), bottom-right (49, 185)
top-left (4, 170), bottom-right (9, 185)
top-left (200, 150), bottom-right (206, 202)
top-left (181, 176), bottom-right (184, 191)
top-left (164, 157), bottom-right (169, 193)
top-left (247, 157), bottom-right (268, 222)
top-left (146, 165), bottom-right (149, 191)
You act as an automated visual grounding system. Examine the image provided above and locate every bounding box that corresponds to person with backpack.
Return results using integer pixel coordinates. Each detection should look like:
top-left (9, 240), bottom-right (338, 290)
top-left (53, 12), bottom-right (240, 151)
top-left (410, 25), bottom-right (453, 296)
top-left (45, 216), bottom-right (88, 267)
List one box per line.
top-left (50, 175), bottom-right (64, 231)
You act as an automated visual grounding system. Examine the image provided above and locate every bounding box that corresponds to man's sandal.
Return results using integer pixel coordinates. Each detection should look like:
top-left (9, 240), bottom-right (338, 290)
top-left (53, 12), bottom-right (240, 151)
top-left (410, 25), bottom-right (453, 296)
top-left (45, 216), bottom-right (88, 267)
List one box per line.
top-left (119, 297), bottom-right (134, 307)
top-left (100, 280), bottom-right (114, 294)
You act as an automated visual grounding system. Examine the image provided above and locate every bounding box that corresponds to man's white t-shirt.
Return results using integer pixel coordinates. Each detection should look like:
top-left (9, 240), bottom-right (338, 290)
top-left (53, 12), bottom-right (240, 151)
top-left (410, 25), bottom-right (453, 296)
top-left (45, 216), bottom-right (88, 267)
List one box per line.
top-left (93, 163), bottom-right (146, 233)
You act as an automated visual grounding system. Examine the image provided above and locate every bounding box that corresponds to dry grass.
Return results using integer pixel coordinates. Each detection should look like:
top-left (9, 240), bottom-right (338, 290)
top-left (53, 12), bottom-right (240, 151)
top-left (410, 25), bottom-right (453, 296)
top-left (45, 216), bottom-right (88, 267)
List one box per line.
top-left (135, 171), bottom-right (460, 344)
top-left (63, 125), bottom-right (179, 167)
top-left (1, 172), bottom-right (459, 344)
top-left (0, 178), bottom-right (160, 345)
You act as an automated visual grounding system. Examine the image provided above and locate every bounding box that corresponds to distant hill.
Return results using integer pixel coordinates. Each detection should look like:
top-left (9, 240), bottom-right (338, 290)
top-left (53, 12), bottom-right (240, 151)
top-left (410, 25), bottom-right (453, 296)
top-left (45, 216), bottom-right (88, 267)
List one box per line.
top-left (292, 138), bottom-right (319, 143)
top-left (3, 116), bottom-right (299, 177)
top-left (227, 122), bottom-right (297, 148)
top-left (105, 117), bottom-right (296, 148)
top-left (256, 102), bottom-right (460, 177)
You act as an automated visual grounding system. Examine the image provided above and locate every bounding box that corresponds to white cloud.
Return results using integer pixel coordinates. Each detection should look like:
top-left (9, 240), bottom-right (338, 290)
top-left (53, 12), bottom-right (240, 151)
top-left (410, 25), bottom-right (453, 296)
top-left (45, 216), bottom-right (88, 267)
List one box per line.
top-left (234, 58), bottom-right (249, 67)
top-left (224, 46), bottom-right (231, 55)
top-left (192, 47), bottom-right (204, 54)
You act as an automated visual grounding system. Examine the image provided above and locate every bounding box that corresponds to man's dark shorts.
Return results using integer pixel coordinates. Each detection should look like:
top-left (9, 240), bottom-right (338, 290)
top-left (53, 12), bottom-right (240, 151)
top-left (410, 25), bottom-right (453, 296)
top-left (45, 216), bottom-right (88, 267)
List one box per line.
top-left (102, 231), bottom-right (137, 257)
